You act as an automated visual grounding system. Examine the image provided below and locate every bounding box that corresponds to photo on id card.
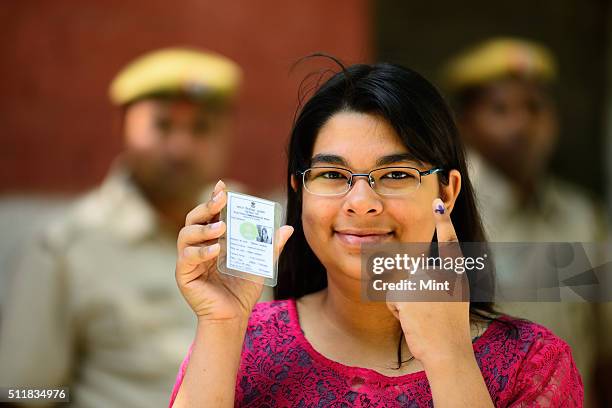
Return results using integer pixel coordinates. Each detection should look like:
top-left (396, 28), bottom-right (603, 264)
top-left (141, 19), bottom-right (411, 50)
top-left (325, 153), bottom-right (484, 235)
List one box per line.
top-left (217, 191), bottom-right (283, 286)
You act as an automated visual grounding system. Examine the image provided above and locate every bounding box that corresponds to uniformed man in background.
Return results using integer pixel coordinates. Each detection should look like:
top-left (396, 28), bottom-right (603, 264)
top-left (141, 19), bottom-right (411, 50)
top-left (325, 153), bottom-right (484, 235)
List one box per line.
top-left (0, 47), bottom-right (245, 407)
top-left (441, 37), bottom-right (609, 406)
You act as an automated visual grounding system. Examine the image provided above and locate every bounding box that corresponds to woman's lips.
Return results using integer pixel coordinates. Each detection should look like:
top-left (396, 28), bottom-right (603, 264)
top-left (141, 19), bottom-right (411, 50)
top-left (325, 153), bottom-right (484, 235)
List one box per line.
top-left (334, 230), bottom-right (393, 246)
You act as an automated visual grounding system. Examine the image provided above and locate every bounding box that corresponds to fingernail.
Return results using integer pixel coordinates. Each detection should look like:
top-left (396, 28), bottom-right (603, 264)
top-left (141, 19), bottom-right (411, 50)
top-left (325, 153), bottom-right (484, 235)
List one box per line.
top-left (212, 190), bottom-right (224, 202)
top-left (208, 243), bottom-right (220, 253)
top-left (434, 199), bottom-right (445, 215)
top-left (214, 179), bottom-right (223, 191)
top-left (209, 221), bottom-right (223, 230)
top-left (211, 180), bottom-right (223, 198)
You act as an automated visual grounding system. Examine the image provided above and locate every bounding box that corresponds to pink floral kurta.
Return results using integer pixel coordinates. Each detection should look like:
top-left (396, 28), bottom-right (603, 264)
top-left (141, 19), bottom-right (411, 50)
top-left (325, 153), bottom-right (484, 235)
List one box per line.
top-left (169, 299), bottom-right (583, 407)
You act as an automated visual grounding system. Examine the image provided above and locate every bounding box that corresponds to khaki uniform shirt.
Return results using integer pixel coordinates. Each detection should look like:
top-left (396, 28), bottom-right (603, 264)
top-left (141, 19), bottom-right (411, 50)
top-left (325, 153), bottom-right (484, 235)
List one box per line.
top-left (467, 149), bottom-right (609, 401)
top-left (0, 163), bottom-right (247, 407)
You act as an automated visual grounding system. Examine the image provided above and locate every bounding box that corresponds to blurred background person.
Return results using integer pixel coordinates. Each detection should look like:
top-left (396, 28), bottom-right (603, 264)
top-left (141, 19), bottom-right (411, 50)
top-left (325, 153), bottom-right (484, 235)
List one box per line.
top-left (0, 47), bottom-right (246, 407)
top-left (441, 37), bottom-right (609, 406)
top-left (442, 37), bottom-right (606, 242)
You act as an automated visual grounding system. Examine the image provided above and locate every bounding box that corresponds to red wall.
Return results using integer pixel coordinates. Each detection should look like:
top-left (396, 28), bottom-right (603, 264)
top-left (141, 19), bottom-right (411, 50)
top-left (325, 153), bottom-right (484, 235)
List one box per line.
top-left (0, 1), bottom-right (372, 194)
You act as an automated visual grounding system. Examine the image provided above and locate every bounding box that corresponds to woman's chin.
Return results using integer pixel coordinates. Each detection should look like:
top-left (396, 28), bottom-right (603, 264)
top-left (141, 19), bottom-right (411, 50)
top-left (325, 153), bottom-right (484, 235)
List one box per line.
top-left (331, 259), bottom-right (367, 282)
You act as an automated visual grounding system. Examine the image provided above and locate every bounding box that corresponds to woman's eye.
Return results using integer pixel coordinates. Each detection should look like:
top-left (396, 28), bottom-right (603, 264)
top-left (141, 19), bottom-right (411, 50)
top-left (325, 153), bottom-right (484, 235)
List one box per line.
top-left (320, 171), bottom-right (347, 180)
top-left (382, 171), bottom-right (412, 180)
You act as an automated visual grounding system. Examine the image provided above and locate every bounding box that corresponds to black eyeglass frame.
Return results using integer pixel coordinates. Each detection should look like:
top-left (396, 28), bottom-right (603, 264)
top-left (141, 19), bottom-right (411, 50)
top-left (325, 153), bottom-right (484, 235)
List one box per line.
top-left (295, 166), bottom-right (446, 196)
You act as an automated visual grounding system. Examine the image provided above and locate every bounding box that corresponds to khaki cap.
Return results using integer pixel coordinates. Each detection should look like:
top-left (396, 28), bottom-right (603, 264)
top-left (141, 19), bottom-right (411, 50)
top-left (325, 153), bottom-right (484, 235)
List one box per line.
top-left (109, 47), bottom-right (242, 106)
top-left (441, 37), bottom-right (557, 93)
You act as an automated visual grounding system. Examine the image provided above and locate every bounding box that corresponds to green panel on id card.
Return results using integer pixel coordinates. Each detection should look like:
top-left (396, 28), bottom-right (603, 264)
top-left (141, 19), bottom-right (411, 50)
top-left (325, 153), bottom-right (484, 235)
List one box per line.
top-left (217, 191), bottom-right (283, 287)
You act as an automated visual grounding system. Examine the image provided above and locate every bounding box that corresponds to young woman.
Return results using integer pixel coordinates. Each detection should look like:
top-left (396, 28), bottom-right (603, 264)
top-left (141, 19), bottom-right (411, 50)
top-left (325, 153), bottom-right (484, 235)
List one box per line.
top-left (170, 62), bottom-right (583, 407)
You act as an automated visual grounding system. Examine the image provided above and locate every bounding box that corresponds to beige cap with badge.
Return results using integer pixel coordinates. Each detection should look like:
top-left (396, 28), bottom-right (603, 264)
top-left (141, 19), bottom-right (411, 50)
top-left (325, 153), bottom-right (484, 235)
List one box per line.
top-left (440, 37), bottom-right (557, 93)
top-left (109, 47), bottom-right (242, 106)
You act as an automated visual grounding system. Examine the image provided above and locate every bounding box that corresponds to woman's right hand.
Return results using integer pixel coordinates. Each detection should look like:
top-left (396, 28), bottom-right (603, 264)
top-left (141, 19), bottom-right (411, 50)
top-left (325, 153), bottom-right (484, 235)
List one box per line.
top-left (175, 180), bottom-right (294, 324)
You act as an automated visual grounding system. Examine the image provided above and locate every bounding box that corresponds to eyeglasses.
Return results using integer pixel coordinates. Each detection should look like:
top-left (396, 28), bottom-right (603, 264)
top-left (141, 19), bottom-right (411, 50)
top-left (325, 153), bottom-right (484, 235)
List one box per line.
top-left (297, 166), bottom-right (445, 196)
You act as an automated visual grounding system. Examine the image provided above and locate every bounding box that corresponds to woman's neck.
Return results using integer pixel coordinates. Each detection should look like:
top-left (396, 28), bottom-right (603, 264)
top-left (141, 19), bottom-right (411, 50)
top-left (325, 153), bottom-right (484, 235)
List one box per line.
top-left (318, 276), bottom-right (402, 345)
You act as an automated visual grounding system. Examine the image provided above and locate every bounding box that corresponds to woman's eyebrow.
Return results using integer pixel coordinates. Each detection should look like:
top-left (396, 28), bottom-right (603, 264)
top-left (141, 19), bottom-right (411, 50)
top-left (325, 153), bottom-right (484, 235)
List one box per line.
top-left (310, 153), bottom-right (423, 167)
top-left (376, 153), bottom-right (423, 167)
top-left (310, 154), bottom-right (349, 166)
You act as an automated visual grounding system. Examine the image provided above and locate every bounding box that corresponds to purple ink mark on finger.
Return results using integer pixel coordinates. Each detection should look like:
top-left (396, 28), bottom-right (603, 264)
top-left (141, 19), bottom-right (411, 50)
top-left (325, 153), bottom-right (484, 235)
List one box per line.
top-left (435, 203), bottom-right (445, 214)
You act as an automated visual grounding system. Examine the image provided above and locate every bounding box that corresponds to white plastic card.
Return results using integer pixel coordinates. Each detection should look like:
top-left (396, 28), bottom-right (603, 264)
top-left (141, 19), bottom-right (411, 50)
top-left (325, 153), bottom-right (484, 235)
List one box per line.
top-left (217, 191), bottom-right (283, 286)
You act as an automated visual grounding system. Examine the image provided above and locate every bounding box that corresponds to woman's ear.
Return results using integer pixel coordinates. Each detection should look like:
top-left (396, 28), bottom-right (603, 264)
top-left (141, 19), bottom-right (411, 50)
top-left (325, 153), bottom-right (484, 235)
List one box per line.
top-left (290, 175), bottom-right (298, 192)
top-left (439, 169), bottom-right (461, 214)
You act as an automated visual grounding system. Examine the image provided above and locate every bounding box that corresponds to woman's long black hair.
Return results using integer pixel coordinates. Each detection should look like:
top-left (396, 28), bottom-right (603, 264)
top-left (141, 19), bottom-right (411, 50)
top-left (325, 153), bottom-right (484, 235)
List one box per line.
top-left (275, 57), bottom-right (506, 367)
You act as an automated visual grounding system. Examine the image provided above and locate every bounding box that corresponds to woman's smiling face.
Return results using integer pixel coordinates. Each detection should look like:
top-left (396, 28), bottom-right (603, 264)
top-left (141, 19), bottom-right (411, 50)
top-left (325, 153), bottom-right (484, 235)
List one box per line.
top-left (292, 111), bottom-right (454, 280)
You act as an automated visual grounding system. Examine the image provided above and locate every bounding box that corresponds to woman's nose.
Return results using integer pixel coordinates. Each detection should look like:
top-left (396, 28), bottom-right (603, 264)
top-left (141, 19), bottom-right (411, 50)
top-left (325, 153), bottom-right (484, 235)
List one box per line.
top-left (342, 177), bottom-right (383, 215)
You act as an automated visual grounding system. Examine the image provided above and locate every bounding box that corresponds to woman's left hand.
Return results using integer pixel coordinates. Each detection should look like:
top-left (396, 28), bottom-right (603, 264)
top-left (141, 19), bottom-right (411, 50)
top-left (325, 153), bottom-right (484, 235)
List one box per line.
top-left (386, 198), bottom-right (473, 367)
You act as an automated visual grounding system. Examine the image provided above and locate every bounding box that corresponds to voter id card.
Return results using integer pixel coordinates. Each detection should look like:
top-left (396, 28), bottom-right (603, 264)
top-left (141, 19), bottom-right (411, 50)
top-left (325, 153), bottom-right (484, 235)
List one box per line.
top-left (217, 191), bottom-right (283, 286)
